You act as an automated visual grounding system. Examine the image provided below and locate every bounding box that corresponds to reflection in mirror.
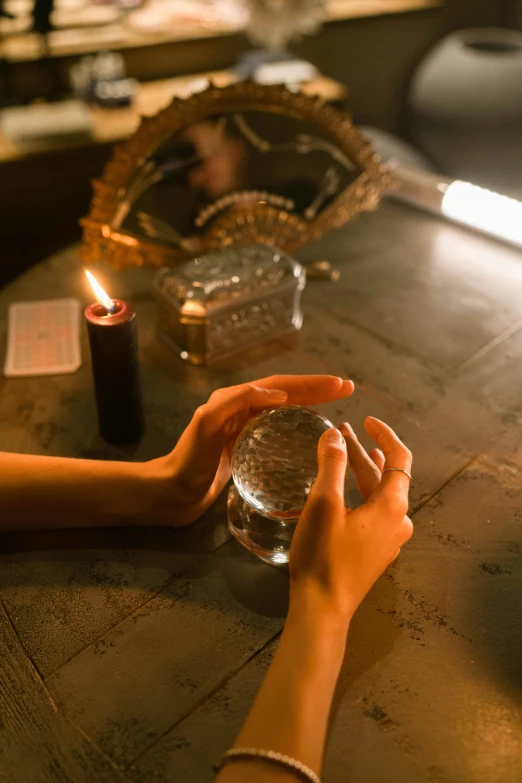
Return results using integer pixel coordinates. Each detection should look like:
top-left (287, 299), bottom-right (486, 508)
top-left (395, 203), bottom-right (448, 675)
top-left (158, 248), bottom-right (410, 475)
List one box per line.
top-left (115, 111), bottom-right (361, 253)
top-left (82, 83), bottom-right (391, 268)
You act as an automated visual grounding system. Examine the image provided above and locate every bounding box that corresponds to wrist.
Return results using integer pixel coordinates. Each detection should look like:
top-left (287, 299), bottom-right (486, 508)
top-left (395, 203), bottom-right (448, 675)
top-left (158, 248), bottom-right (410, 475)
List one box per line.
top-left (137, 457), bottom-right (177, 525)
top-left (287, 589), bottom-right (352, 647)
top-left (139, 456), bottom-right (203, 526)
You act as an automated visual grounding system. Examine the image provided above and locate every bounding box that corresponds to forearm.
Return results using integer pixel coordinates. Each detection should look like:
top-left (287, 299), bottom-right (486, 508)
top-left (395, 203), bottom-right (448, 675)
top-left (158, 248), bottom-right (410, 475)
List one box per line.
top-left (216, 597), bottom-right (349, 782)
top-left (0, 451), bottom-right (162, 531)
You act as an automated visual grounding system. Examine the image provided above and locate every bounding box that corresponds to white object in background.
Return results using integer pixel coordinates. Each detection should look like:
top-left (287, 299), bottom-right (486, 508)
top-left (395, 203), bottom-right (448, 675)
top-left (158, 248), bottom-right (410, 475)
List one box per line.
top-left (70, 59), bottom-right (93, 97)
top-left (441, 181), bottom-right (522, 248)
top-left (180, 77), bottom-right (212, 97)
top-left (92, 50), bottom-right (126, 82)
top-left (4, 299), bottom-right (82, 378)
top-left (0, 101), bottom-right (93, 144)
top-left (409, 27), bottom-right (522, 195)
top-left (126, 0), bottom-right (247, 33)
top-left (255, 59), bottom-right (318, 85)
top-left (388, 163), bottom-right (522, 250)
top-left (245, 0), bottom-right (325, 50)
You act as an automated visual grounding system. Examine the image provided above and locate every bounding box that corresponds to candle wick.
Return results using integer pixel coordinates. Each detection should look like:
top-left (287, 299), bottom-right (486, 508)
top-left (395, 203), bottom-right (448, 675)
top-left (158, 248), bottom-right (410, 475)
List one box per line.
top-left (102, 300), bottom-right (116, 316)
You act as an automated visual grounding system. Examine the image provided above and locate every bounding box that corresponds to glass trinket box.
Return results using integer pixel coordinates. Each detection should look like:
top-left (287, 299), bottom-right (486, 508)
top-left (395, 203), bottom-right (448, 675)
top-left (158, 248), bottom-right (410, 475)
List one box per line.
top-left (153, 244), bottom-right (306, 365)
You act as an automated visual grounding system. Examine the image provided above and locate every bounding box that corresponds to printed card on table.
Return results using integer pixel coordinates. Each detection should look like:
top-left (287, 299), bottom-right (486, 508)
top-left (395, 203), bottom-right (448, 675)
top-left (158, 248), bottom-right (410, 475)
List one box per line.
top-left (3, 298), bottom-right (82, 377)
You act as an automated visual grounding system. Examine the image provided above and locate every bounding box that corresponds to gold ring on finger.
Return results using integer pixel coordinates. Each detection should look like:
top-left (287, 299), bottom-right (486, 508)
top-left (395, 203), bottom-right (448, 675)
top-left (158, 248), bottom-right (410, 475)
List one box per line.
top-left (382, 467), bottom-right (412, 480)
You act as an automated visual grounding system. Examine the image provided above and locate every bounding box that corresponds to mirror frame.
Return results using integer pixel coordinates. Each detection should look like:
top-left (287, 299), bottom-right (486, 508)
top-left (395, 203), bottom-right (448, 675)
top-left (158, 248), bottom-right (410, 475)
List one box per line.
top-left (80, 81), bottom-right (393, 269)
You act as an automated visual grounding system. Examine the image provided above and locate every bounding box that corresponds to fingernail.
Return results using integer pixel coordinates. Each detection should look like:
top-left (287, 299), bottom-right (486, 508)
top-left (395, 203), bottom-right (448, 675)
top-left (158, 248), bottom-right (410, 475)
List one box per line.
top-left (364, 416), bottom-right (377, 432)
top-left (341, 421), bottom-right (354, 437)
top-left (267, 390), bottom-right (287, 401)
top-left (325, 427), bottom-right (344, 444)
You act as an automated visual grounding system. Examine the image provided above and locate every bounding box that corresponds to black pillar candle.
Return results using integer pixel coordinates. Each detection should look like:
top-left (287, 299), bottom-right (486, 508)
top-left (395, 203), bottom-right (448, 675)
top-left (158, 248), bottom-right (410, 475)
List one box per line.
top-left (85, 300), bottom-right (145, 445)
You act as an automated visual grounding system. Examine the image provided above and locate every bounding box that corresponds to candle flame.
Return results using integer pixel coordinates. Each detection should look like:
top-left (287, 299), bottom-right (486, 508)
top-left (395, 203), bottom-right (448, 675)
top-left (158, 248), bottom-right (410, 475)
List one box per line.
top-left (85, 269), bottom-right (115, 313)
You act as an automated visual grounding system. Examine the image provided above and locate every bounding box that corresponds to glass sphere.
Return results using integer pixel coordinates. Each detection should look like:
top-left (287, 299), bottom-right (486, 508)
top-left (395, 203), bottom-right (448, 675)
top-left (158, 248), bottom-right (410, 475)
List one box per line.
top-left (227, 484), bottom-right (296, 565)
top-left (231, 405), bottom-right (333, 520)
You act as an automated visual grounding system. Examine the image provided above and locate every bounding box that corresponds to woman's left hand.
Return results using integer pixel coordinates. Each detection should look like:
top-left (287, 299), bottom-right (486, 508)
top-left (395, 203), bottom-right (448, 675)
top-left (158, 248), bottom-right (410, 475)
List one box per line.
top-left (147, 375), bottom-right (354, 526)
top-left (288, 417), bottom-right (413, 628)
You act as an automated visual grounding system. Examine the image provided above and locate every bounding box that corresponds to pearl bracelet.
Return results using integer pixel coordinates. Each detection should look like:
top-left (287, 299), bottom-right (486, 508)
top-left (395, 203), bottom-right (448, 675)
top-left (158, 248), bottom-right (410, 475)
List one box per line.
top-left (219, 747), bottom-right (322, 783)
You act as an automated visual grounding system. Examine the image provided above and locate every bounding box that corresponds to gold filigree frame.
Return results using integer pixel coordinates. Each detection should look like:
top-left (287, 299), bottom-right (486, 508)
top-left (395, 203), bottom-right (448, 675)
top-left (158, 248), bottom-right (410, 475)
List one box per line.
top-left (80, 82), bottom-right (393, 269)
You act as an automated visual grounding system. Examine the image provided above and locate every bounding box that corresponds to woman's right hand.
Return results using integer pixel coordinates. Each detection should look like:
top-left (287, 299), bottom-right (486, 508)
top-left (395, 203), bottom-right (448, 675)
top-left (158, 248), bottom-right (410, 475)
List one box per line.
top-left (289, 417), bottom-right (413, 629)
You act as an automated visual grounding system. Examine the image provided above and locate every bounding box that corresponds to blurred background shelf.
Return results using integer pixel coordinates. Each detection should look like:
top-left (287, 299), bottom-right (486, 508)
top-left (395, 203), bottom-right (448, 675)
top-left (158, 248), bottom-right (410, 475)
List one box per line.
top-left (0, 1), bottom-right (443, 105)
top-left (0, 0), bottom-right (518, 285)
top-left (0, 71), bottom-right (347, 163)
top-left (1, 1), bottom-right (442, 62)
top-left (0, 67), bottom-right (348, 285)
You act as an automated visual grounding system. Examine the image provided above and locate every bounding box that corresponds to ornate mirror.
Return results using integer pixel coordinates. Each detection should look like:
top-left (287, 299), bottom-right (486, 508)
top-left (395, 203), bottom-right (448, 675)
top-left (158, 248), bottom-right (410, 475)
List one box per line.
top-left (81, 82), bottom-right (392, 269)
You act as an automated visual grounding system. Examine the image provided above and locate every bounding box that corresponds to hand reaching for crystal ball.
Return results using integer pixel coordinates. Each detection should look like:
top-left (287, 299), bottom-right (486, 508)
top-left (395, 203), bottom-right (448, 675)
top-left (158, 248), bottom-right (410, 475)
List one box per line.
top-left (232, 406), bottom-right (333, 520)
top-left (289, 418), bottom-right (413, 623)
top-left (147, 375), bottom-right (354, 526)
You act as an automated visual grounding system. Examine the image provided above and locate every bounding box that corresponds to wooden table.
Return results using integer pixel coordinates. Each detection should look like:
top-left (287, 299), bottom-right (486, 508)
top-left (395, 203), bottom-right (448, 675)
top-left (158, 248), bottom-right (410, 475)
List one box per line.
top-left (0, 200), bottom-right (521, 782)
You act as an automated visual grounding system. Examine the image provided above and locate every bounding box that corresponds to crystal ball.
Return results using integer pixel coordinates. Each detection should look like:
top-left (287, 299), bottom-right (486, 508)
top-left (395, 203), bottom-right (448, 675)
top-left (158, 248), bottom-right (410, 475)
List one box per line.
top-left (231, 405), bottom-right (333, 520)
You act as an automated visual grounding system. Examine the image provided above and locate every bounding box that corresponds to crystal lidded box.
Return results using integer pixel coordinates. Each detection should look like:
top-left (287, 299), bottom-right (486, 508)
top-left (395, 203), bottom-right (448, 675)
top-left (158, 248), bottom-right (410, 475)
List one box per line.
top-left (153, 244), bottom-right (306, 365)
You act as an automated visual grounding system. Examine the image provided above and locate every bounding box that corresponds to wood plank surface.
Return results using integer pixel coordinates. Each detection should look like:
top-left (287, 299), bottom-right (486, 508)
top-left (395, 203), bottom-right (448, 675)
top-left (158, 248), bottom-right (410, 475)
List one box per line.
top-left (131, 455), bottom-right (522, 783)
top-left (0, 599), bottom-right (132, 783)
top-left (0, 501), bottom-right (230, 678)
top-left (46, 540), bottom-right (288, 767)
top-left (1, 199), bottom-right (522, 780)
top-left (299, 204), bottom-right (522, 371)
